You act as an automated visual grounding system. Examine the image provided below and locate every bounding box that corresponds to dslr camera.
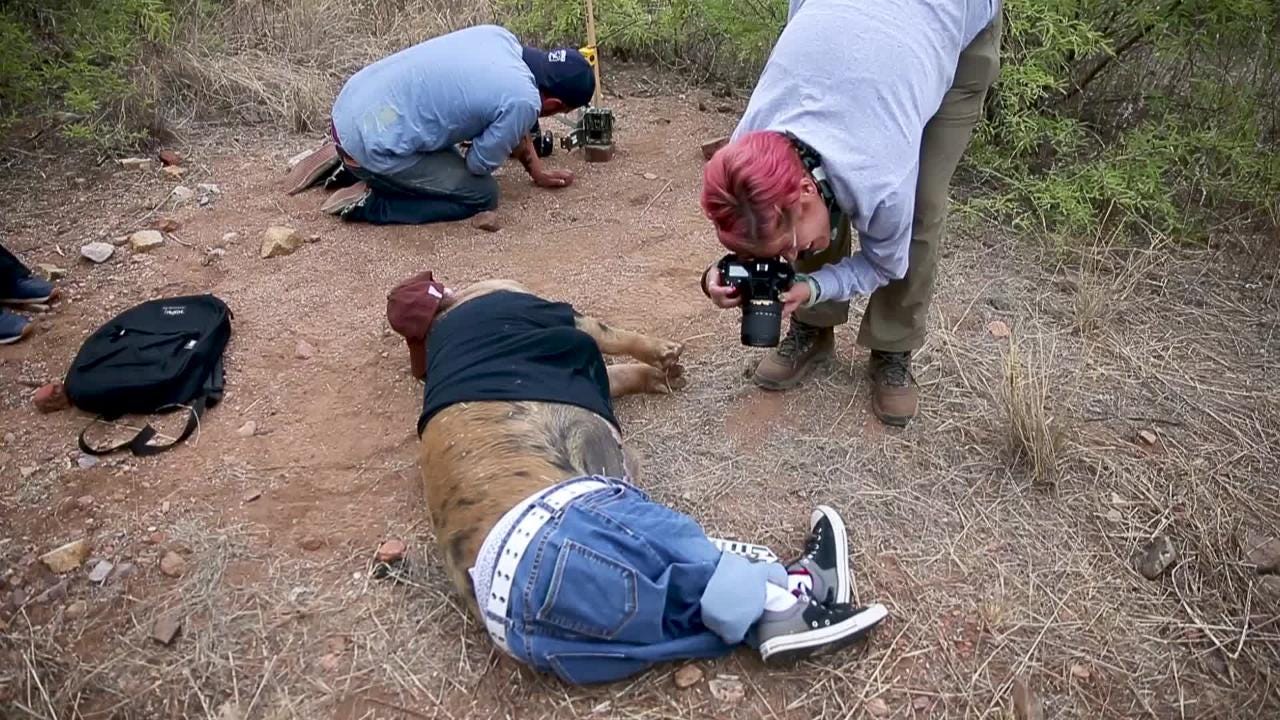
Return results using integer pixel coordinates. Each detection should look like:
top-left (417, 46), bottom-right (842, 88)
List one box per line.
top-left (716, 254), bottom-right (796, 347)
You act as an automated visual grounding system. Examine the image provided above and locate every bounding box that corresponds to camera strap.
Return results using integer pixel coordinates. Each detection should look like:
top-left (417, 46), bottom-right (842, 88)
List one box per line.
top-left (784, 132), bottom-right (845, 243)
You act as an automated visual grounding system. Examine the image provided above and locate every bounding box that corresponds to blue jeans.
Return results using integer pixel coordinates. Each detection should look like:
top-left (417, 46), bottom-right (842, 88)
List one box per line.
top-left (344, 147), bottom-right (499, 225)
top-left (501, 478), bottom-right (786, 685)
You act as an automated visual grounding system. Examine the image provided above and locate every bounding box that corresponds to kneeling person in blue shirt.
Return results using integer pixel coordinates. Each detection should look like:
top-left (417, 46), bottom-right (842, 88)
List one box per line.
top-left (320, 25), bottom-right (594, 225)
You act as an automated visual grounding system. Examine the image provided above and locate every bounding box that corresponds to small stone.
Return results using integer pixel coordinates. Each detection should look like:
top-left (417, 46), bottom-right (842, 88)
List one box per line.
top-left (115, 562), bottom-right (137, 580)
top-left (305, 234), bottom-right (321, 244)
top-left (376, 539), bottom-right (407, 564)
top-left (470, 211), bottom-right (501, 232)
top-left (162, 501), bottom-right (171, 513)
top-left (1245, 533), bottom-right (1280, 574)
top-left (1137, 430), bottom-right (1158, 446)
top-left (1011, 677), bottom-right (1045, 720)
top-left (4, 432), bottom-right (15, 444)
top-left (237, 421), bottom-right (257, 438)
top-left (673, 664), bottom-right (703, 688)
top-left (196, 183), bottom-right (221, 207)
top-left (88, 560), bottom-right (115, 584)
top-left (41, 539), bottom-right (90, 573)
top-left (242, 489), bottom-right (262, 503)
top-left (1070, 663), bottom-right (1092, 680)
top-left (129, 230), bottom-right (165, 252)
top-left (1106, 509), bottom-right (1123, 523)
top-left (170, 186), bottom-right (196, 205)
top-left (988, 320), bottom-right (1011, 338)
top-left (162, 166), bottom-right (185, 179)
top-left (643, 172), bottom-right (658, 180)
top-left (20, 466), bottom-right (38, 479)
top-left (77, 455), bottom-right (98, 469)
top-left (158, 149), bottom-right (183, 166)
top-left (295, 340), bottom-right (315, 360)
top-left (146, 531), bottom-right (167, 545)
top-left (300, 536), bottom-right (323, 551)
top-left (912, 696), bottom-right (932, 711)
top-left (150, 218), bottom-right (182, 233)
top-left (37, 264), bottom-right (68, 280)
top-left (221, 232), bottom-right (240, 244)
top-left (33, 383), bottom-right (70, 413)
top-left (319, 653), bottom-right (341, 672)
top-left (1136, 535), bottom-right (1178, 580)
top-left (159, 551), bottom-right (186, 578)
top-left (708, 676), bottom-right (745, 704)
top-left (865, 698), bottom-right (891, 717)
top-left (80, 242), bottom-right (115, 264)
top-left (260, 226), bottom-right (302, 259)
top-left (119, 157), bottom-right (153, 170)
top-left (33, 581), bottom-right (67, 604)
top-left (151, 612), bottom-right (182, 645)
top-left (65, 600), bottom-right (87, 619)
top-left (76, 495), bottom-right (95, 511)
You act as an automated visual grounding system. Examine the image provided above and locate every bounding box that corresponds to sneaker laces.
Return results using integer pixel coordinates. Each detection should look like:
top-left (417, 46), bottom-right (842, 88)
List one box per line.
top-left (874, 351), bottom-right (911, 387)
top-left (777, 322), bottom-right (821, 360)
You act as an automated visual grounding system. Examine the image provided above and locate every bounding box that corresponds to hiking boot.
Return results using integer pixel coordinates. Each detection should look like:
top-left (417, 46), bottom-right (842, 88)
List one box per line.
top-left (752, 319), bottom-right (834, 390)
top-left (321, 181), bottom-right (370, 217)
top-left (0, 310), bottom-right (33, 345)
top-left (0, 276), bottom-right (55, 305)
top-left (785, 505), bottom-right (850, 605)
top-left (869, 350), bottom-right (917, 427)
top-left (757, 598), bottom-right (888, 663)
top-left (283, 142), bottom-right (341, 195)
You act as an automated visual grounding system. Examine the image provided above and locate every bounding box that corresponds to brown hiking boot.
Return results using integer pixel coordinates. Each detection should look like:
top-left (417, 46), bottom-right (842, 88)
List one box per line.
top-left (869, 350), bottom-right (917, 427)
top-left (752, 320), bottom-right (835, 390)
top-left (283, 142), bottom-right (341, 195)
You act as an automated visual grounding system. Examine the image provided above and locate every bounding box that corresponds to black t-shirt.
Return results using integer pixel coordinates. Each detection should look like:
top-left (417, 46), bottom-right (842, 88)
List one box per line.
top-left (417, 290), bottom-right (618, 436)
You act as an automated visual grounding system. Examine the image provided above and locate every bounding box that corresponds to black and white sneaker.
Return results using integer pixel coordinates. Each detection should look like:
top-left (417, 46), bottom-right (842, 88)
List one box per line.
top-left (757, 598), bottom-right (888, 663)
top-left (785, 504), bottom-right (850, 605)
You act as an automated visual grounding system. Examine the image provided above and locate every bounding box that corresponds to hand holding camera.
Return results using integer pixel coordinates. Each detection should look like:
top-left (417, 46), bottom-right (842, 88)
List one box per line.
top-left (711, 254), bottom-right (799, 347)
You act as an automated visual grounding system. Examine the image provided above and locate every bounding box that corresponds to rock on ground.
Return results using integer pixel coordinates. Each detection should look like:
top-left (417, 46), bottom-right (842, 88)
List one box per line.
top-left (41, 539), bottom-right (90, 573)
top-left (260, 226), bottom-right (302, 259)
top-left (159, 551), bottom-right (187, 578)
top-left (129, 230), bottom-right (165, 252)
top-left (152, 612), bottom-right (182, 645)
top-left (376, 539), bottom-right (407, 563)
top-left (470, 211), bottom-right (501, 232)
top-left (1137, 535), bottom-right (1178, 580)
top-left (80, 242), bottom-right (115, 263)
top-left (673, 664), bottom-right (704, 688)
top-left (1245, 533), bottom-right (1280, 574)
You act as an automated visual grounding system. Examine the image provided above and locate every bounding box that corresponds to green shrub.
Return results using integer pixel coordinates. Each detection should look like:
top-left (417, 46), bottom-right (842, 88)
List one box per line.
top-left (0, 0), bottom-right (178, 147)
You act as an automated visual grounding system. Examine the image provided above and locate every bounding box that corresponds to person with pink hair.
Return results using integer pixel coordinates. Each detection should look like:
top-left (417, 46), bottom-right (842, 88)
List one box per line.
top-left (699, 0), bottom-right (1002, 427)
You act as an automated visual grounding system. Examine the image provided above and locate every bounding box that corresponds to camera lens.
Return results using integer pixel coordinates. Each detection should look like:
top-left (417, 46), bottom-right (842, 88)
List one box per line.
top-left (740, 298), bottom-right (784, 347)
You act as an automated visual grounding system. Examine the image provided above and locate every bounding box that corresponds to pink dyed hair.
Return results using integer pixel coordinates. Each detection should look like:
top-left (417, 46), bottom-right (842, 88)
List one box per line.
top-left (700, 131), bottom-right (806, 251)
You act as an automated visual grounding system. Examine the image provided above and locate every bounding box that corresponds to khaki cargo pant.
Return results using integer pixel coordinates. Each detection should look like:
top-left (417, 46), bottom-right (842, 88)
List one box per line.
top-left (794, 14), bottom-right (1002, 352)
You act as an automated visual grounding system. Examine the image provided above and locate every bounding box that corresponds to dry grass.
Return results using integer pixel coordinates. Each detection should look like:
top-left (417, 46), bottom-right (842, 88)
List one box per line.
top-left (999, 335), bottom-right (1063, 486)
top-left (157, 0), bottom-right (501, 133)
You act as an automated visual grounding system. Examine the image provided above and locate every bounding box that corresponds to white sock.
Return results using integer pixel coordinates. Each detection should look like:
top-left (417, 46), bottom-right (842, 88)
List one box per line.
top-left (764, 581), bottom-right (799, 612)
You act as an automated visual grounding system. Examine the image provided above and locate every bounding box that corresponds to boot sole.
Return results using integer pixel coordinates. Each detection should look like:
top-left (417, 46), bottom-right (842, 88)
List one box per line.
top-left (760, 603), bottom-right (888, 663)
top-left (752, 350), bottom-right (833, 391)
top-left (283, 143), bottom-right (341, 195)
top-left (321, 183), bottom-right (369, 215)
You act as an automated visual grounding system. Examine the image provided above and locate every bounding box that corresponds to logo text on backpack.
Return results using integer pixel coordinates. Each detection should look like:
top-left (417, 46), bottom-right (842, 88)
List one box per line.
top-left (162, 306), bottom-right (186, 316)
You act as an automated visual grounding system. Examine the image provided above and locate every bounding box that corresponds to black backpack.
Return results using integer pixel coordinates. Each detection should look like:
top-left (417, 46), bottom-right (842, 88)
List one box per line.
top-left (64, 294), bottom-right (232, 456)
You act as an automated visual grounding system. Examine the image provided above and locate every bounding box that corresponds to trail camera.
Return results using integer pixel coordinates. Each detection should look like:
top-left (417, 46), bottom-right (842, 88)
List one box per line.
top-left (560, 107), bottom-right (615, 161)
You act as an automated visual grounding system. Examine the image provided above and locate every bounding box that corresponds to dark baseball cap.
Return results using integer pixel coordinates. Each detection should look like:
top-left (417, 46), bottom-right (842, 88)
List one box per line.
top-left (386, 270), bottom-right (449, 380)
top-left (522, 46), bottom-right (596, 109)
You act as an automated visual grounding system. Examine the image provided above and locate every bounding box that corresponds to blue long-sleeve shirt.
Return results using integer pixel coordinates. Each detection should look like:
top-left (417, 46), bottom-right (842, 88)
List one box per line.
top-left (330, 25), bottom-right (541, 177)
top-left (733, 0), bottom-right (998, 301)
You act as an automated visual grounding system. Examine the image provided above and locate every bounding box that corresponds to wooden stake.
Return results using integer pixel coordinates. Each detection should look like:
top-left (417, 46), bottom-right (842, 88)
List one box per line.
top-left (585, 0), bottom-right (602, 105)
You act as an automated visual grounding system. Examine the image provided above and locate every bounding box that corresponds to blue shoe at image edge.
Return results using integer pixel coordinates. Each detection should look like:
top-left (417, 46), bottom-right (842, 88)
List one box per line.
top-left (0, 276), bottom-right (55, 305)
top-left (0, 311), bottom-right (32, 345)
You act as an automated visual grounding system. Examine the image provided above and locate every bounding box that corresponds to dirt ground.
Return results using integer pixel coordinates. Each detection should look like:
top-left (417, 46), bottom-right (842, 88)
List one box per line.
top-left (2, 74), bottom-right (1278, 719)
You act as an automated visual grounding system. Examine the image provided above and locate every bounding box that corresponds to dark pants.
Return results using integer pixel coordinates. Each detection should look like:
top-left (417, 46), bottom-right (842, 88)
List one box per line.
top-left (0, 244), bottom-right (32, 295)
top-left (343, 147), bottom-right (500, 225)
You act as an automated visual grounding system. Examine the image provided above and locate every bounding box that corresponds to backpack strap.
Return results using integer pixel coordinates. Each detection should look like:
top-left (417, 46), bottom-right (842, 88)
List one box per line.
top-left (77, 396), bottom-right (207, 457)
